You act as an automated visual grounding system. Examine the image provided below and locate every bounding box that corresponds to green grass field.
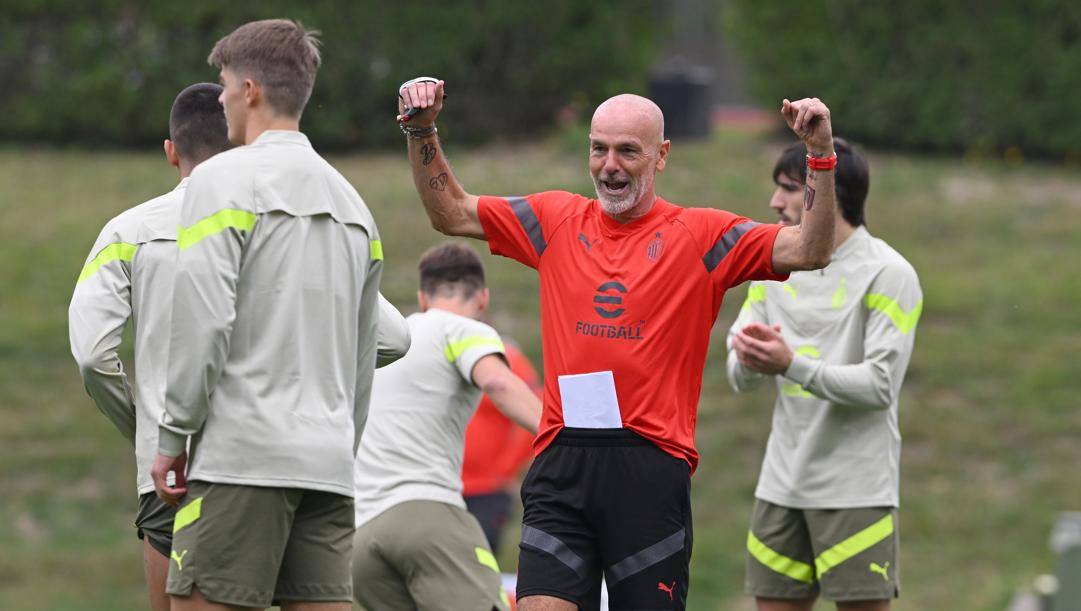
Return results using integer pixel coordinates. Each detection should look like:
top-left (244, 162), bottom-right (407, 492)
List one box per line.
top-left (2, 127), bottom-right (1079, 610)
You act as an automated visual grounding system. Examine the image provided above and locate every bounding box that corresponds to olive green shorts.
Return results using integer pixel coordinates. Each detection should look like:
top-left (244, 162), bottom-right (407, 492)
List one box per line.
top-left (352, 500), bottom-right (510, 611)
top-left (746, 499), bottom-right (900, 602)
top-left (166, 481), bottom-right (354, 608)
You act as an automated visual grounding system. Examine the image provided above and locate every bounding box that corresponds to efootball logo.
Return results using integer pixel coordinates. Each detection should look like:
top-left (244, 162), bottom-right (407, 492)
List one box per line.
top-left (593, 281), bottom-right (627, 319)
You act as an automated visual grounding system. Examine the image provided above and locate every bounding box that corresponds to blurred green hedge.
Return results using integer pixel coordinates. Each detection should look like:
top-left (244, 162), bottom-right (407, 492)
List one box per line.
top-left (724, 1), bottom-right (1081, 160)
top-left (0, 1), bottom-right (657, 148)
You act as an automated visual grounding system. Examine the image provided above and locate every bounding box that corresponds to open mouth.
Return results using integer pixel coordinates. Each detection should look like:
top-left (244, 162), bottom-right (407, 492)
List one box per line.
top-left (600, 179), bottom-right (630, 196)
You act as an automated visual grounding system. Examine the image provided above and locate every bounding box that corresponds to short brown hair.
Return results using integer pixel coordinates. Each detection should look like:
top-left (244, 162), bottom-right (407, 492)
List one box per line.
top-left (419, 243), bottom-right (486, 299)
top-left (208, 19), bottom-right (322, 118)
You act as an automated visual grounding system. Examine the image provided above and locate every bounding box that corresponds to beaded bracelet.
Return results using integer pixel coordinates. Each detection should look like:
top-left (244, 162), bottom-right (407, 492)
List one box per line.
top-left (400, 124), bottom-right (437, 139)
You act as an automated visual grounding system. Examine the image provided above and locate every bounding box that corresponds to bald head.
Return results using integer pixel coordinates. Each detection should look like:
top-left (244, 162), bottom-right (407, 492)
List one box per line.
top-left (591, 94), bottom-right (666, 148)
top-left (588, 94), bottom-right (671, 220)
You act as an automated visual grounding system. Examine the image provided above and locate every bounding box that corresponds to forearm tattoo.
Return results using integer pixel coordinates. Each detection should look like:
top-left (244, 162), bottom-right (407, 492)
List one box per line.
top-left (804, 168), bottom-right (817, 211)
top-left (429, 172), bottom-right (448, 191)
top-left (420, 143), bottom-right (436, 166)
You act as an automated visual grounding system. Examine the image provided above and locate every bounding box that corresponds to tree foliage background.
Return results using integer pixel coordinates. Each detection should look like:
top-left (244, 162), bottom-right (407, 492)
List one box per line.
top-left (724, 1), bottom-right (1081, 160)
top-left (0, 0), bottom-right (657, 148)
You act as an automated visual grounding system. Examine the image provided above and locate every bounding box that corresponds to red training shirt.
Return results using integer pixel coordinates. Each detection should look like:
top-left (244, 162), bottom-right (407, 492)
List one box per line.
top-left (477, 191), bottom-right (787, 472)
top-left (461, 341), bottom-right (542, 497)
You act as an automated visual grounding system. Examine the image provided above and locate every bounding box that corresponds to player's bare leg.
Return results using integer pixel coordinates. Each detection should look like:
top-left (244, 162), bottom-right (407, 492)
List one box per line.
top-left (757, 597), bottom-right (816, 611)
top-left (518, 595), bottom-right (578, 610)
top-left (142, 539), bottom-right (170, 611)
top-left (170, 585), bottom-right (254, 611)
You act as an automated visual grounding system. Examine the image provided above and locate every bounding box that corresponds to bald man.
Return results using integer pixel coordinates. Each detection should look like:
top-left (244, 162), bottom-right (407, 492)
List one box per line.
top-left (396, 77), bottom-right (839, 610)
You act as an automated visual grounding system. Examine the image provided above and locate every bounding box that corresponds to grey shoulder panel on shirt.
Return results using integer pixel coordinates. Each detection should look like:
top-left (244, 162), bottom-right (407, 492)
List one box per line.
top-left (184, 145), bottom-right (380, 236)
top-left (81, 195), bottom-right (162, 266)
top-left (135, 188), bottom-right (185, 244)
top-left (702, 220), bottom-right (760, 273)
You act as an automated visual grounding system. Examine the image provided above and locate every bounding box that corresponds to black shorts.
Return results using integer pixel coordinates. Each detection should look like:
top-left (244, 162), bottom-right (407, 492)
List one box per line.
top-left (464, 491), bottom-right (513, 552)
top-left (516, 428), bottom-right (692, 610)
top-left (135, 492), bottom-right (177, 558)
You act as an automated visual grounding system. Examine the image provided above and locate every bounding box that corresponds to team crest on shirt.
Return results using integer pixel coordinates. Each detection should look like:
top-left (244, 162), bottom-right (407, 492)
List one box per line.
top-left (646, 232), bottom-right (664, 261)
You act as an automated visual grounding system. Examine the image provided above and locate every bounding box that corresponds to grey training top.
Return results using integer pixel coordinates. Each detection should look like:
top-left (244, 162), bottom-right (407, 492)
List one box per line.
top-left (727, 226), bottom-right (922, 508)
top-left (354, 308), bottom-right (505, 526)
top-left (69, 179), bottom-right (187, 495)
top-left (159, 130), bottom-right (383, 497)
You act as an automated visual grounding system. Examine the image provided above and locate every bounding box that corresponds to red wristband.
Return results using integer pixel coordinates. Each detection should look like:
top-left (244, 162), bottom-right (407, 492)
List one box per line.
top-left (806, 152), bottom-right (838, 171)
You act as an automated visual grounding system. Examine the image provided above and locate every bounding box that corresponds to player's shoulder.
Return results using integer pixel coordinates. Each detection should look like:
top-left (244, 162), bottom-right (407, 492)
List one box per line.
top-left (429, 308), bottom-right (499, 338)
top-left (132, 181), bottom-right (187, 218)
top-left (525, 189), bottom-right (584, 203)
top-left (673, 199), bottom-right (741, 219)
top-left (96, 195), bottom-right (160, 244)
top-left (135, 185), bottom-right (186, 243)
top-left (670, 202), bottom-right (766, 248)
top-left (862, 230), bottom-right (919, 281)
top-left (517, 190), bottom-right (591, 215)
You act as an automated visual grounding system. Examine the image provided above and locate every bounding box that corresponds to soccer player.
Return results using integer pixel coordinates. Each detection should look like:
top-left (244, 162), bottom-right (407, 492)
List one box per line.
top-left (462, 336), bottom-right (541, 552)
top-left (150, 20), bottom-right (382, 611)
top-left (726, 139), bottom-right (922, 611)
top-left (395, 78), bottom-right (839, 610)
top-left (69, 82), bottom-right (232, 611)
top-left (352, 242), bottom-right (541, 610)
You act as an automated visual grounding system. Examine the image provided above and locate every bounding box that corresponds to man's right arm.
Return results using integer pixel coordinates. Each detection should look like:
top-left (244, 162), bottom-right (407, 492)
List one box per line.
top-left (471, 354), bottom-right (541, 434)
top-left (398, 78), bottom-right (485, 239)
top-left (158, 176), bottom-right (251, 458)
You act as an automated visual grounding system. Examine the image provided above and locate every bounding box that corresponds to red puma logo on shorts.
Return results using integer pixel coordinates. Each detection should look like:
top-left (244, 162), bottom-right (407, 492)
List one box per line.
top-left (657, 581), bottom-right (675, 600)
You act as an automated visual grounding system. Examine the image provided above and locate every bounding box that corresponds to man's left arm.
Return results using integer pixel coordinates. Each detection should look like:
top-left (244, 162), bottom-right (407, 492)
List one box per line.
top-left (771, 98), bottom-right (836, 273)
top-left (734, 263), bottom-right (923, 410)
top-left (68, 234), bottom-right (137, 443)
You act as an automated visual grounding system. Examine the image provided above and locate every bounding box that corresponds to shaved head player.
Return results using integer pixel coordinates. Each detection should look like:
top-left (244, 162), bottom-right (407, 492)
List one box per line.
top-left (395, 76), bottom-right (839, 610)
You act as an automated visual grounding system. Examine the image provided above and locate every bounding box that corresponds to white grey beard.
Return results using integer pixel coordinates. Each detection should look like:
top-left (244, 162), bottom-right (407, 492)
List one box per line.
top-left (598, 192), bottom-right (637, 215)
top-left (593, 174), bottom-right (645, 216)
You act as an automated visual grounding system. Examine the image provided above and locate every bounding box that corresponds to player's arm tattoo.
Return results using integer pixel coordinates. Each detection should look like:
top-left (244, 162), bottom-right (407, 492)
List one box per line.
top-left (804, 185), bottom-right (816, 211)
top-left (420, 143), bottom-right (436, 166)
top-left (804, 168), bottom-right (817, 211)
top-left (429, 172), bottom-right (448, 191)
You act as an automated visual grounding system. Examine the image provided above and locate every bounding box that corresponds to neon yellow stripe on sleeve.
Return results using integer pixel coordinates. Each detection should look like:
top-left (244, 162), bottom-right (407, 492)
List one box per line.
top-left (747, 530), bottom-right (815, 584)
top-left (444, 336), bottom-right (505, 363)
top-left (370, 239), bottom-right (383, 261)
top-left (814, 514), bottom-right (894, 576)
top-left (173, 497), bottom-right (204, 534)
top-left (741, 283), bottom-right (766, 311)
top-left (77, 242), bottom-right (137, 283)
top-left (177, 209), bottom-right (257, 251)
top-left (864, 294), bottom-right (923, 334)
top-left (475, 547), bottom-right (500, 573)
